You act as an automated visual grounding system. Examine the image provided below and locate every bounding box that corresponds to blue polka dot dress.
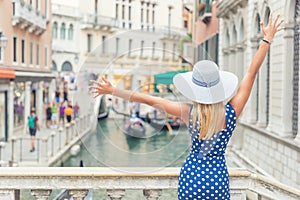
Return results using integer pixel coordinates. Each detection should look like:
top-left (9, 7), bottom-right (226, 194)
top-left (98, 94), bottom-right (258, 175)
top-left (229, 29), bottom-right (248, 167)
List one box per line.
top-left (178, 103), bottom-right (236, 200)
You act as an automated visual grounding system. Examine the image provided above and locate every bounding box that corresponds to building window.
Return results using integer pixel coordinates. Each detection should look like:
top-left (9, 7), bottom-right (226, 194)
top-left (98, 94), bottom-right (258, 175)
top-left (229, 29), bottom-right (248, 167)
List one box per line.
top-left (45, 47), bottom-right (48, 67)
top-left (36, 44), bottom-right (39, 66)
top-left (116, 3), bottom-right (119, 19)
top-left (184, 20), bottom-right (188, 28)
top-left (60, 23), bottom-right (66, 40)
top-left (68, 24), bottom-right (73, 40)
top-left (152, 10), bottom-right (155, 24)
top-left (146, 9), bottom-right (149, 24)
top-left (141, 1), bottom-right (144, 28)
top-left (128, 39), bottom-right (132, 56)
top-left (61, 61), bottom-right (73, 72)
top-left (163, 42), bottom-right (166, 59)
top-left (168, 6), bottom-right (172, 29)
top-left (30, 0), bottom-right (32, 5)
top-left (102, 36), bottom-right (106, 54)
top-left (95, 0), bottom-right (98, 13)
top-left (116, 38), bottom-right (119, 56)
top-left (128, 6), bottom-right (131, 21)
top-left (21, 39), bottom-right (25, 64)
top-left (53, 22), bottom-right (58, 39)
top-left (30, 42), bottom-right (33, 65)
top-left (36, 0), bottom-right (38, 9)
top-left (172, 43), bottom-right (177, 60)
top-left (152, 42), bottom-right (156, 58)
top-left (140, 40), bottom-right (144, 57)
top-left (45, 0), bottom-right (48, 18)
top-left (122, 4), bottom-right (125, 20)
top-left (87, 34), bottom-right (92, 52)
top-left (13, 37), bottom-right (17, 62)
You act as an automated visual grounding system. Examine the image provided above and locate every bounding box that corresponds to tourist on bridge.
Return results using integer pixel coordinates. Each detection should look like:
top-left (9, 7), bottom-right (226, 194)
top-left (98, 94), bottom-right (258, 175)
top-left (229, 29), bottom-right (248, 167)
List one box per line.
top-left (26, 108), bottom-right (40, 152)
top-left (90, 13), bottom-right (284, 200)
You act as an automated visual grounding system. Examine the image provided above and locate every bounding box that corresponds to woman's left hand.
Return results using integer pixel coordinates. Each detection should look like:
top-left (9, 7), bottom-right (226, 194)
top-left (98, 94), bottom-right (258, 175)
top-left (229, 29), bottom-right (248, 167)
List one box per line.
top-left (89, 77), bottom-right (115, 98)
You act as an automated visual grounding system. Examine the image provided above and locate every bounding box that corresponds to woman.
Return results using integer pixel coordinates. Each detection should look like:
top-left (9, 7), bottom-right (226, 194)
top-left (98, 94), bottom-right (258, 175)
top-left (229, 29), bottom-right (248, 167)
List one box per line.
top-left (90, 13), bottom-right (283, 199)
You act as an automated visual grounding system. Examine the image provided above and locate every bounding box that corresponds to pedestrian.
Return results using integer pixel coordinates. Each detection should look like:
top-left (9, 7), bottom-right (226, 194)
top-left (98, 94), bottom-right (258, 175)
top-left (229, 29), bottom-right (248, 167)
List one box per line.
top-left (45, 102), bottom-right (52, 128)
top-left (63, 87), bottom-right (68, 102)
top-left (90, 13), bottom-right (283, 199)
top-left (51, 102), bottom-right (58, 129)
top-left (55, 87), bottom-right (61, 103)
top-left (26, 108), bottom-right (40, 152)
top-left (59, 102), bottom-right (66, 127)
top-left (65, 104), bottom-right (73, 123)
top-left (73, 102), bottom-right (80, 119)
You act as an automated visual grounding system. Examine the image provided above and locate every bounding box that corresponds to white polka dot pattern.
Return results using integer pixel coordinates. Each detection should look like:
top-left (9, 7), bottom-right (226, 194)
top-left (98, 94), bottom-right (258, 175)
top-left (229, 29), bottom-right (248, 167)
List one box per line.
top-left (178, 103), bottom-right (236, 199)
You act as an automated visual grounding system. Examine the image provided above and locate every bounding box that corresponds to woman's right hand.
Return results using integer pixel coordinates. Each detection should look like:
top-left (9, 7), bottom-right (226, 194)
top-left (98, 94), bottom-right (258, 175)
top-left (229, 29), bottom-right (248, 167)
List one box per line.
top-left (89, 77), bottom-right (115, 98)
top-left (260, 12), bottom-right (284, 43)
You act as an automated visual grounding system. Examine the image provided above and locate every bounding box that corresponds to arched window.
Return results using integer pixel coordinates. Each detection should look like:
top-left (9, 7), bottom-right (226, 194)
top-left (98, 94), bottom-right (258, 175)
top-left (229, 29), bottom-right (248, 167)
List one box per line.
top-left (52, 61), bottom-right (57, 71)
top-left (53, 22), bottom-right (58, 39)
top-left (61, 61), bottom-right (73, 72)
top-left (60, 23), bottom-right (66, 40)
top-left (255, 14), bottom-right (261, 34)
top-left (68, 24), bottom-right (73, 40)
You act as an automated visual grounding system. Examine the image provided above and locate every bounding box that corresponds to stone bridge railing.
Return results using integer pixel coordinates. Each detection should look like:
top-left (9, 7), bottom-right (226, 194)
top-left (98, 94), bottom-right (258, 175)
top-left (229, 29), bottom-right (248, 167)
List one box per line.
top-left (0, 168), bottom-right (299, 200)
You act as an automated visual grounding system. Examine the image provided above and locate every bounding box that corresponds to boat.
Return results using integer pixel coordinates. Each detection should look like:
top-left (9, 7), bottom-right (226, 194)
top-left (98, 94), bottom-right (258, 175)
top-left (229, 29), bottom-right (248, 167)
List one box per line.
top-left (124, 118), bottom-right (146, 138)
top-left (98, 95), bottom-right (109, 120)
top-left (149, 118), bottom-right (187, 131)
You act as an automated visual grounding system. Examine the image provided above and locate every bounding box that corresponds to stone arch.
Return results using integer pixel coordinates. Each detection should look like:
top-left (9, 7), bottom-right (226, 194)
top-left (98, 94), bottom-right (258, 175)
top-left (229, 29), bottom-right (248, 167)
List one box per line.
top-left (61, 61), bottom-right (73, 72)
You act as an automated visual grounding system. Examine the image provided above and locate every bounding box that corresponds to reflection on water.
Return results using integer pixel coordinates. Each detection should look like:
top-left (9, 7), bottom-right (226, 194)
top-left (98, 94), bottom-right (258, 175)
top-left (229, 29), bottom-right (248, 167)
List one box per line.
top-left (64, 119), bottom-right (190, 168)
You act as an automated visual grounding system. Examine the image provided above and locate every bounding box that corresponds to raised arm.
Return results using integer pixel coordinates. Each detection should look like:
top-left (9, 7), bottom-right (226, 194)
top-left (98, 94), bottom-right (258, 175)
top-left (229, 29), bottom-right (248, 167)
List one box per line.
top-left (229, 12), bottom-right (284, 119)
top-left (90, 78), bottom-right (191, 123)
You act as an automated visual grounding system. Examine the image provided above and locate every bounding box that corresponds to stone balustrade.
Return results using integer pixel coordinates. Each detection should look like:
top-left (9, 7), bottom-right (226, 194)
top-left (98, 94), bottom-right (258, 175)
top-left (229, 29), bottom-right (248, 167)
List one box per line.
top-left (0, 168), bottom-right (299, 200)
top-left (0, 114), bottom-right (92, 167)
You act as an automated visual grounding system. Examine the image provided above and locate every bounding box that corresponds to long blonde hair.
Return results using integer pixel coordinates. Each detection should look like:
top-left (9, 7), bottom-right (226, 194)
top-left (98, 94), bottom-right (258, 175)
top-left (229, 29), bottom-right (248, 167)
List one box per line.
top-left (192, 102), bottom-right (225, 140)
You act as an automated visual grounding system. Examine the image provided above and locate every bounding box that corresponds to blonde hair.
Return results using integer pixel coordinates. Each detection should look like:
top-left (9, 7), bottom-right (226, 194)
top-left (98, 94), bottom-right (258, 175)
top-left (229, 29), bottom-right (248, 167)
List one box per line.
top-left (192, 102), bottom-right (225, 140)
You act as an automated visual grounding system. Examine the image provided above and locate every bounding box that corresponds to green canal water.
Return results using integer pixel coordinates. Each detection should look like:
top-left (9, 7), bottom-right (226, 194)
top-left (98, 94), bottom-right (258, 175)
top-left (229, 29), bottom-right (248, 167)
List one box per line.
top-left (64, 119), bottom-right (191, 168)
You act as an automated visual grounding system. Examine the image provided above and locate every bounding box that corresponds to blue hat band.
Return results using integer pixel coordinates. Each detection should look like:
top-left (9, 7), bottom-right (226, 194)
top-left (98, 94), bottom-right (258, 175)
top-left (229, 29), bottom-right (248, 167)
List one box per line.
top-left (192, 76), bottom-right (220, 88)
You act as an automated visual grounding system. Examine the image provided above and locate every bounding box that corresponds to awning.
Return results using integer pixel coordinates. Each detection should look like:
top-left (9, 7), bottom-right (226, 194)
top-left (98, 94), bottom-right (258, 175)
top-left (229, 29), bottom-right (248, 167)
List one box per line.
top-left (0, 68), bottom-right (15, 79)
top-left (154, 70), bottom-right (187, 85)
top-left (15, 71), bottom-right (55, 82)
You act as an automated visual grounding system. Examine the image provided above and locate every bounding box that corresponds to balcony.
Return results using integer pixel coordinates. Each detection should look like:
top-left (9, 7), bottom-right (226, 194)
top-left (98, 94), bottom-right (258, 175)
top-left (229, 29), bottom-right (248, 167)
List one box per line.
top-left (0, 168), bottom-right (299, 199)
top-left (12, 0), bottom-right (47, 35)
top-left (198, 0), bottom-right (212, 24)
top-left (157, 26), bottom-right (187, 40)
top-left (81, 14), bottom-right (119, 31)
top-left (217, 0), bottom-right (248, 18)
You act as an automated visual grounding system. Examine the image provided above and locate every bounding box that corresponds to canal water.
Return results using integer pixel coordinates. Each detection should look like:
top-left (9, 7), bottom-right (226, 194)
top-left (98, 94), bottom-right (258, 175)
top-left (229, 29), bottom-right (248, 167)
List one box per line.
top-left (64, 119), bottom-right (191, 168)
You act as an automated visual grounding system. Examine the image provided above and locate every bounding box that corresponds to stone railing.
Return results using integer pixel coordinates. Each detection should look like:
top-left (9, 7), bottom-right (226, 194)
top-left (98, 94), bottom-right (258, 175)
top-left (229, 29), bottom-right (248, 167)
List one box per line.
top-left (81, 14), bottom-right (119, 29)
top-left (0, 168), bottom-right (299, 200)
top-left (217, 0), bottom-right (248, 18)
top-left (0, 115), bottom-right (92, 167)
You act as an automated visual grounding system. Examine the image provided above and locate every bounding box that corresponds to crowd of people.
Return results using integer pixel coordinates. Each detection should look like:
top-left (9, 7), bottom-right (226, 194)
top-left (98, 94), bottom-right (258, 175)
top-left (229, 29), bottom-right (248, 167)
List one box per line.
top-left (45, 87), bottom-right (80, 129)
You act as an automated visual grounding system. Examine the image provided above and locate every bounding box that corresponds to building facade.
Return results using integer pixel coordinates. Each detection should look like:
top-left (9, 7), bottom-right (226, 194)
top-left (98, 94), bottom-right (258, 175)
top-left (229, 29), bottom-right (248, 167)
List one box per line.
top-left (217, 0), bottom-right (300, 189)
top-left (0, 0), bottom-right (53, 141)
top-left (52, 0), bottom-right (189, 94)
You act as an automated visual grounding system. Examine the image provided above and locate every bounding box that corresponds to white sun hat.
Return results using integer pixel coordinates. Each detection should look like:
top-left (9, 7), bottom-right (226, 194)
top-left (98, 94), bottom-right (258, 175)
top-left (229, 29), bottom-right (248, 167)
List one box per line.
top-left (173, 60), bottom-right (238, 104)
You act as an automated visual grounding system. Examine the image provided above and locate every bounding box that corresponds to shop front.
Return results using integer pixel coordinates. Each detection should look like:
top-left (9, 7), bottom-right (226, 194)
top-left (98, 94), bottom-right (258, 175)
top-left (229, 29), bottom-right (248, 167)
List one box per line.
top-left (0, 68), bottom-right (15, 141)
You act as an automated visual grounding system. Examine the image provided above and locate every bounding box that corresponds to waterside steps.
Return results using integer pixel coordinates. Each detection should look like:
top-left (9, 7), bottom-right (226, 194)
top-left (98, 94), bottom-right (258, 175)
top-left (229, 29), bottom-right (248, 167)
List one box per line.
top-left (0, 167), bottom-right (299, 199)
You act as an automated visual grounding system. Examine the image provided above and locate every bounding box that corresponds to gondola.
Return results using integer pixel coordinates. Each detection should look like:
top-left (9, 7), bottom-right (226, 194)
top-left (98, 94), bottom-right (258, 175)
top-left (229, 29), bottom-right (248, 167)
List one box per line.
top-left (125, 123), bottom-right (146, 138)
top-left (149, 118), bottom-right (187, 131)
